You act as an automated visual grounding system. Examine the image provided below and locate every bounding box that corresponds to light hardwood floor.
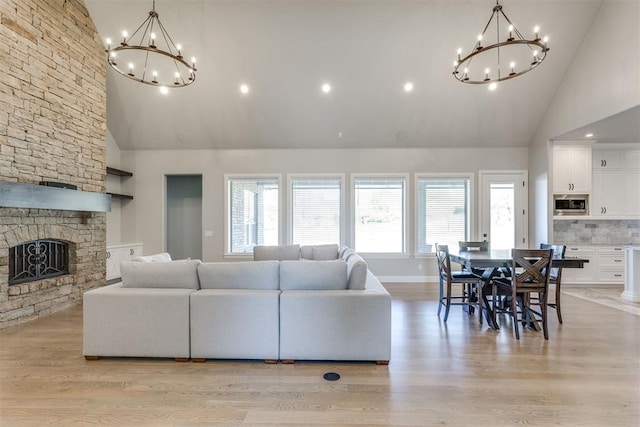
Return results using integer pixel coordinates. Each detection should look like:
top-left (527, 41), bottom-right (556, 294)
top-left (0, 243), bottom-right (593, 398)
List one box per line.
top-left (1, 283), bottom-right (639, 426)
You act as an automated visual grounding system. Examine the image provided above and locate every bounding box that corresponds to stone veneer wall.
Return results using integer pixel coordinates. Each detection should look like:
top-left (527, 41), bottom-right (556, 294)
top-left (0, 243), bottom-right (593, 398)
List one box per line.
top-left (553, 219), bottom-right (640, 246)
top-left (0, 0), bottom-right (106, 329)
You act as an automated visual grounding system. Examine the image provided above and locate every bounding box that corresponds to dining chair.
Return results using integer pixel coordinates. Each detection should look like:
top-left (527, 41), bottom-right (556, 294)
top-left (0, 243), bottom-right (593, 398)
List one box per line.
top-left (458, 241), bottom-right (489, 273)
top-left (435, 244), bottom-right (484, 322)
top-left (458, 241), bottom-right (489, 252)
top-left (491, 248), bottom-right (554, 339)
top-left (540, 243), bottom-right (567, 323)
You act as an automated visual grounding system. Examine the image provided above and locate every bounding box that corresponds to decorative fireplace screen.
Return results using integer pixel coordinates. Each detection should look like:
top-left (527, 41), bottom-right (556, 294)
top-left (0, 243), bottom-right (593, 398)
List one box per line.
top-left (9, 239), bottom-right (69, 285)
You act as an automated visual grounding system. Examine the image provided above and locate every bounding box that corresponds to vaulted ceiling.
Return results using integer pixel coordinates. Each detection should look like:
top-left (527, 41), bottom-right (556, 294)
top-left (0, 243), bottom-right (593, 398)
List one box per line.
top-left (85, 0), bottom-right (608, 150)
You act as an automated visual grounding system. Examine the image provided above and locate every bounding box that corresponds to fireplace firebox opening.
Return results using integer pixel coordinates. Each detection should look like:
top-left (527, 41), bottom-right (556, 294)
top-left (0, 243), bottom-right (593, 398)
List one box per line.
top-left (9, 239), bottom-right (70, 285)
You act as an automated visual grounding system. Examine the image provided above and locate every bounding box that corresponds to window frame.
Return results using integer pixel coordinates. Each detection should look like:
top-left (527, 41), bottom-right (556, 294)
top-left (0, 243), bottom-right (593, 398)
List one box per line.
top-left (414, 173), bottom-right (475, 257)
top-left (224, 174), bottom-right (282, 257)
top-left (350, 173), bottom-right (409, 257)
top-left (286, 173), bottom-right (345, 246)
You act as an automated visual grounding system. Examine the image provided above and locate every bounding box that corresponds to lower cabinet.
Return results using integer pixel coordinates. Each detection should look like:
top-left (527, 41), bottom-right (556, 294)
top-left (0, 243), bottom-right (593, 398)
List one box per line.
top-left (563, 246), bottom-right (597, 284)
top-left (563, 246), bottom-right (625, 285)
top-left (106, 243), bottom-right (143, 281)
top-left (597, 246), bottom-right (625, 283)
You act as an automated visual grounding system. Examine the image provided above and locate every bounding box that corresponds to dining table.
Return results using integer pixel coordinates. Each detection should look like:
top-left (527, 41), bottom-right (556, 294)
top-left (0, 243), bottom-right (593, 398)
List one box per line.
top-left (448, 248), bottom-right (590, 329)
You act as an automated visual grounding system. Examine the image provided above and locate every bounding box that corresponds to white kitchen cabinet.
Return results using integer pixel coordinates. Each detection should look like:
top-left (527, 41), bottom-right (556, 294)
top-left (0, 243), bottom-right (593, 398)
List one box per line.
top-left (553, 146), bottom-right (592, 194)
top-left (563, 246), bottom-right (625, 285)
top-left (592, 150), bottom-right (624, 169)
top-left (591, 169), bottom-right (626, 216)
top-left (106, 243), bottom-right (143, 281)
top-left (597, 247), bottom-right (625, 284)
top-left (625, 150), bottom-right (640, 170)
top-left (563, 246), bottom-right (597, 284)
top-left (625, 170), bottom-right (640, 216)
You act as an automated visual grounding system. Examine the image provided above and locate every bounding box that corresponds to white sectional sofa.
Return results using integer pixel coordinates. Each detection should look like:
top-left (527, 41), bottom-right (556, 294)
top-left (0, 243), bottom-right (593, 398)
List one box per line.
top-left (83, 245), bottom-right (391, 364)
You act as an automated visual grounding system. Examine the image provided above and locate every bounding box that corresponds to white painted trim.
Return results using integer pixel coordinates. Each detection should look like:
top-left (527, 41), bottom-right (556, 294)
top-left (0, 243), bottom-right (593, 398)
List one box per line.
top-left (286, 173), bottom-right (346, 246)
top-left (223, 174), bottom-right (282, 254)
top-left (413, 172), bottom-right (475, 252)
top-left (350, 173), bottom-right (410, 256)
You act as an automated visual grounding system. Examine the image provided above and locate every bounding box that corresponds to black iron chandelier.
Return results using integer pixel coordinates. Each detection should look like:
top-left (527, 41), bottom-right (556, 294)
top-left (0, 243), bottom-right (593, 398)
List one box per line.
top-left (104, 1), bottom-right (197, 91)
top-left (453, 0), bottom-right (549, 89)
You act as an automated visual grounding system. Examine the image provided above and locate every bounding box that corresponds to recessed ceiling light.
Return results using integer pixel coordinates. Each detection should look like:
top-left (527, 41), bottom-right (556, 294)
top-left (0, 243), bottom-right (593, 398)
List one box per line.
top-left (159, 86), bottom-right (169, 95)
top-left (404, 82), bottom-right (414, 92)
top-left (585, 133), bottom-right (594, 138)
top-left (239, 84), bottom-right (250, 94)
top-left (321, 83), bottom-right (331, 93)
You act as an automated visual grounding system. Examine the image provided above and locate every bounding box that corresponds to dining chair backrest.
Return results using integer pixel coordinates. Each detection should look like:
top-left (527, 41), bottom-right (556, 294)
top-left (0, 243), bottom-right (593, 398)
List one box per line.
top-left (459, 241), bottom-right (489, 252)
top-left (435, 244), bottom-right (452, 282)
top-left (510, 248), bottom-right (553, 290)
top-left (540, 243), bottom-right (566, 279)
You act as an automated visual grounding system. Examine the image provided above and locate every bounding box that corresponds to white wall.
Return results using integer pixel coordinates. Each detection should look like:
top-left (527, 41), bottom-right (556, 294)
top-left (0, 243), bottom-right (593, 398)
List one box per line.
top-left (529, 0), bottom-right (640, 246)
top-left (119, 147), bottom-right (528, 279)
top-left (106, 129), bottom-right (122, 246)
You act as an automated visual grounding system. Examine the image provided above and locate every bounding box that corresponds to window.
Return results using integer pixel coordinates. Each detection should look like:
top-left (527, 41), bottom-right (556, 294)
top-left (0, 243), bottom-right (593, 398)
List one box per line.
top-left (227, 177), bottom-right (279, 253)
top-left (353, 176), bottom-right (406, 253)
top-left (416, 176), bottom-right (471, 253)
top-left (289, 176), bottom-right (342, 245)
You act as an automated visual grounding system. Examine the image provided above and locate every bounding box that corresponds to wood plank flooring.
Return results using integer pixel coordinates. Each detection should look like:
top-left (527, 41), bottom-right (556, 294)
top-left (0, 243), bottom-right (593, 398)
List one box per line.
top-left (1, 283), bottom-right (639, 426)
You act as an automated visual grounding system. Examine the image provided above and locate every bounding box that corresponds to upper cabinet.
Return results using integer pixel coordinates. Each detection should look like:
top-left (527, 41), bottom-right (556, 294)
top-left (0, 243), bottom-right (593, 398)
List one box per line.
top-left (625, 150), bottom-right (640, 170)
top-left (592, 150), bottom-right (624, 169)
top-left (552, 146), bottom-right (592, 194)
top-left (591, 149), bottom-right (640, 218)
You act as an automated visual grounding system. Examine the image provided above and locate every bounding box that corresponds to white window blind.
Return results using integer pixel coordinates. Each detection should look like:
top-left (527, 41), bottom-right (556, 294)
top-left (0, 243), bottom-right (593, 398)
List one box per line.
top-left (290, 178), bottom-right (341, 245)
top-left (354, 177), bottom-right (405, 253)
top-left (417, 177), bottom-right (470, 253)
top-left (228, 178), bottom-right (279, 253)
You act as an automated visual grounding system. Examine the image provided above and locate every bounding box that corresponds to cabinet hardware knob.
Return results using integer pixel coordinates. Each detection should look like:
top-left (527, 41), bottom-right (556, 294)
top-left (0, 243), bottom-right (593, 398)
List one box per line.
top-left (604, 160), bottom-right (607, 167)
top-left (614, 274), bottom-right (622, 277)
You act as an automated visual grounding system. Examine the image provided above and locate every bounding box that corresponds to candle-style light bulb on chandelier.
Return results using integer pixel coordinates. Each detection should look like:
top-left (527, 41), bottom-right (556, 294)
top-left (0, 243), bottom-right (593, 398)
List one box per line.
top-left (453, 0), bottom-right (549, 88)
top-left (104, 1), bottom-right (196, 89)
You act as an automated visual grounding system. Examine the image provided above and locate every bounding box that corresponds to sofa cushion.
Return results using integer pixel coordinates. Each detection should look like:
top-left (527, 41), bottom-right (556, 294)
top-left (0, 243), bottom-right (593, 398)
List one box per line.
top-left (300, 244), bottom-right (339, 260)
top-left (131, 252), bottom-right (172, 262)
top-left (253, 244), bottom-right (300, 261)
top-left (312, 244), bottom-right (339, 260)
top-left (198, 261), bottom-right (280, 290)
top-left (299, 245), bottom-right (313, 260)
top-left (280, 260), bottom-right (348, 290)
top-left (338, 246), bottom-right (350, 259)
top-left (120, 259), bottom-right (201, 289)
top-left (341, 247), bottom-right (356, 261)
top-left (346, 253), bottom-right (368, 290)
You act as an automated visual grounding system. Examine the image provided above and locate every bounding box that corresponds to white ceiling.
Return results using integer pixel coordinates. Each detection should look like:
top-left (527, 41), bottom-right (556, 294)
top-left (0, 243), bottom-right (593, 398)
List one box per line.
top-left (553, 105), bottom-right (640, 144)
top-left (84, 0), bottom-right (608, 150)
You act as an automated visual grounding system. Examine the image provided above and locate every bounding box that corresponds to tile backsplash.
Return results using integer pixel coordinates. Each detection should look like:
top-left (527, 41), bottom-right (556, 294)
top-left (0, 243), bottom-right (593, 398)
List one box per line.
top-left (553, 219), bottom-right (640, 245)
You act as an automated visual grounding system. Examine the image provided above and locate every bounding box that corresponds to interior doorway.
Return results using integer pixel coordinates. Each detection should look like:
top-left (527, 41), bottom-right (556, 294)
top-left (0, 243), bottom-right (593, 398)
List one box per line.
top-left (479, 171), bottom-right (528, 249)
top-left (166, 175), bottom-right (202, 260)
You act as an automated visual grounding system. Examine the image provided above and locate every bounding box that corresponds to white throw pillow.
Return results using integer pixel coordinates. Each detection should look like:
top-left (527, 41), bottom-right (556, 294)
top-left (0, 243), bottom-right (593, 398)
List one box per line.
top-left (130, 252), bottom-right (172, 263)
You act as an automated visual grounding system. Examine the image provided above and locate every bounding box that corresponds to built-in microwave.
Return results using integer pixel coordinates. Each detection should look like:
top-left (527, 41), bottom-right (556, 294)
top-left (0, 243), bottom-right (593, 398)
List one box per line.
top-left (553, 194), bottom-right (589, 215)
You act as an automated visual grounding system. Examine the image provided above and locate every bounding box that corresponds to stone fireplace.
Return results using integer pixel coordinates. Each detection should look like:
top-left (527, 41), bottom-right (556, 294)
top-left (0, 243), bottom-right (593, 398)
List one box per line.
top-left (0, 208), bottom-right (106, 329)
top-left (0, 0), bottom-right (107, 329)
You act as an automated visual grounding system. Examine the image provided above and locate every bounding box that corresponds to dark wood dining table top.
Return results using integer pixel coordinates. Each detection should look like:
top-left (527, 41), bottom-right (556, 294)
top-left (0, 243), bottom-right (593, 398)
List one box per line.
top-left (449, 248), bottom-right (589, 269)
